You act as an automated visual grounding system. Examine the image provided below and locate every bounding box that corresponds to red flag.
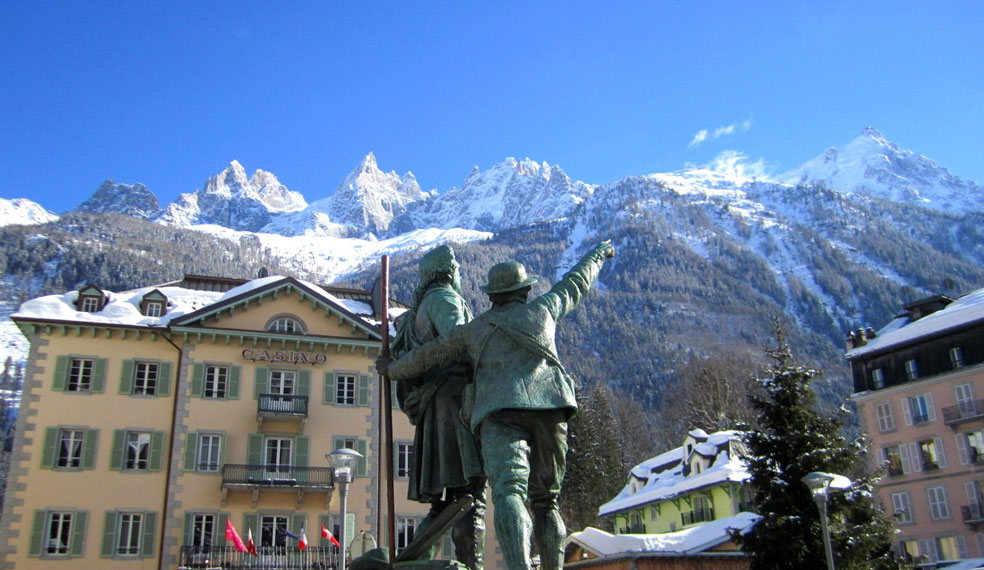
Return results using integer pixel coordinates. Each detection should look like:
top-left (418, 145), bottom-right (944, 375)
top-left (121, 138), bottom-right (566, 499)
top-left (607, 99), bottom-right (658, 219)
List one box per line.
top-left (299, 528), bottom-right (308, 550)
top-left (225, 520), bottom-right (248, 553)
top-left (247, 528), bottom-right (258, 557)
top-left (322, 524), bottom-right (340, 547)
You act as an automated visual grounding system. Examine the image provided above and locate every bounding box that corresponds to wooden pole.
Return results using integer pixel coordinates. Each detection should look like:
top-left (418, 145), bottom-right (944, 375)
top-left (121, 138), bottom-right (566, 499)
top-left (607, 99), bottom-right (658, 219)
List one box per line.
top-left (379, 255), bottom-right (397, 562)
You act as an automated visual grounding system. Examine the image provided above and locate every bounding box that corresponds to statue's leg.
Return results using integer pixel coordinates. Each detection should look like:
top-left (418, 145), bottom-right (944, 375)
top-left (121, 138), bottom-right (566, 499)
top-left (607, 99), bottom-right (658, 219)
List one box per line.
top-left (528, 412), bottom-right (569, 570)
top-left (480, 414), bottom-right (532, 570)
top-left (450, 478), bottom-right (487, 570)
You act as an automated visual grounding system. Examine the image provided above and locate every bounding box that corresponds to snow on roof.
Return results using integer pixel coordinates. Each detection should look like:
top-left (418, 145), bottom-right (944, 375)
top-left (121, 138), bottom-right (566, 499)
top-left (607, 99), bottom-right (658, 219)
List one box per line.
top-left (566, 512), bottom-right (759, 557)
top-left (937, 558), bottom-right (984, 570)
top-left (599, 430), bottom-right (748, 516)
top-left (846, 287), bottom-right (984, 359)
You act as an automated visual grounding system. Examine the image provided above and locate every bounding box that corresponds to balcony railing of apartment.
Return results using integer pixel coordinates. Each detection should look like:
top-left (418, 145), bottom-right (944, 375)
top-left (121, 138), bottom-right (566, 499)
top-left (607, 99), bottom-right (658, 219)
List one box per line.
top-left (617, 524), bottom-right (646, 534)
top-left (737, 501), bottom-right (755, 513)
top-left (681, 507), bottom-right (715, 526)
top-left (887, 463), bottom-right (905, 477)
top-left (971, 449), bottom-right (984, 465)
top-left (943, 400), bottom-right (984, 426)
top-left (961, 503), bottom-right (984, 526)
top-left (912, 413), bottom-right (931, 425)
top-left (179, 545), bottom-right (338, 569)
top-left (221, 464), bottom-right (334, 509)
top-left (257, 394), bottom-right (309, 428)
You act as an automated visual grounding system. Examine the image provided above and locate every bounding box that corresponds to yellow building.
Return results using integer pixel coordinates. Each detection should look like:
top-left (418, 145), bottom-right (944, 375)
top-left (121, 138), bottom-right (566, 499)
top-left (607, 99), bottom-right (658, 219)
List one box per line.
top-left (0, 274), bottom-right (435, 569)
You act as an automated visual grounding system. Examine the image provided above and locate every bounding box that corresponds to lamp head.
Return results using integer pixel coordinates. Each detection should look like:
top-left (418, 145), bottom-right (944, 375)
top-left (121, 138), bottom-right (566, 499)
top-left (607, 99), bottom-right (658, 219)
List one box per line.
top-left (802, 471), bottom-right (852, 498)
top-left (327, 448), bottom-right (364, 472)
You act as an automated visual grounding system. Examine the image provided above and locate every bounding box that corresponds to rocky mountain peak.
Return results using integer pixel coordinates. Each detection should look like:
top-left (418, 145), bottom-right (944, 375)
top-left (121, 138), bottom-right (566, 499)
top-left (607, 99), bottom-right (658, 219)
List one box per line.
top-left (75, 179), bottom-right (160, 219)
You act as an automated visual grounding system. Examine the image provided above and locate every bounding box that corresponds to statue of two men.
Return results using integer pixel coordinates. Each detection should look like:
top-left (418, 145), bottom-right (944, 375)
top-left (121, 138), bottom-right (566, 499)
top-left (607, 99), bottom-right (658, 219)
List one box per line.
top-left (383, 240), bottom-right (615, 570)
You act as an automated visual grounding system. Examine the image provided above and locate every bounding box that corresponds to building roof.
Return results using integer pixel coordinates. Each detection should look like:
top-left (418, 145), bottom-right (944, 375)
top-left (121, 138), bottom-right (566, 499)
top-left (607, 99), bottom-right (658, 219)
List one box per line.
top-left (566, 513), bottom-right (759, 557)
top-left (598, 430), bottom-right (749, 517)
top-left (846, 286), bottom-right (984, 359)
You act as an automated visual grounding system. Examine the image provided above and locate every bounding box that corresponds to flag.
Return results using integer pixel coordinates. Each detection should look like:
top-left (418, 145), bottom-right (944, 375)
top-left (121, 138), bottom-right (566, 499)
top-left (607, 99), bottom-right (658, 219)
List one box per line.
top-left (225, 520), bottom-right (248, 553)
top-left (247, 528), bottom-right (258, 557)
top-left (299, 528), bottom-right (308, 550)
top-left (322, 524), bottom-right (340, 547)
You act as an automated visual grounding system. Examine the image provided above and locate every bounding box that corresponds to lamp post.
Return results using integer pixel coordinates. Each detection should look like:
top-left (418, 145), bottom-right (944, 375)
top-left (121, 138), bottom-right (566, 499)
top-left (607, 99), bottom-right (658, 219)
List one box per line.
top-left (802, 471), bottom-right (852, 570)
top-left (328, 448), bottom-right (364, 570)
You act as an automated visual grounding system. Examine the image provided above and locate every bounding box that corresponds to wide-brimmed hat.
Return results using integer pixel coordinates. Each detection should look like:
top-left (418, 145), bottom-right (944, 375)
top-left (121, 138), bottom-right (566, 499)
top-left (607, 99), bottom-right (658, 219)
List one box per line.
top-left (481, 261), bottom-right (538, 294)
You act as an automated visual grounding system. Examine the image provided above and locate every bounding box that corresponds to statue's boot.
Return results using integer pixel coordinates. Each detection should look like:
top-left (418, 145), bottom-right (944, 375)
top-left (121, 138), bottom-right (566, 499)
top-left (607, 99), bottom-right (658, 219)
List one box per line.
top-left (451, 492), bottom-right (486, 570)
top-left (531, 497), bottom-right (566, 570)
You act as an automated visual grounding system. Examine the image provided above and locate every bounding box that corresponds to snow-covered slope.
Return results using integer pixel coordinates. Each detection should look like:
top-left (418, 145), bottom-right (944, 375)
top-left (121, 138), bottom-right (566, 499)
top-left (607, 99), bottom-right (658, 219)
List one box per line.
top-left (0, 198), bottom-right (59, 227)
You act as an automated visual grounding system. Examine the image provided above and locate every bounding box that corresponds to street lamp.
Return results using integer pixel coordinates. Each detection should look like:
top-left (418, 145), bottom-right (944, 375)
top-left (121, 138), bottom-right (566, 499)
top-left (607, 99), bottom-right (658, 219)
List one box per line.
top-left (802, 471), bottom-right (852, 570)
top-left (328, 448), bottom-right (364, 570)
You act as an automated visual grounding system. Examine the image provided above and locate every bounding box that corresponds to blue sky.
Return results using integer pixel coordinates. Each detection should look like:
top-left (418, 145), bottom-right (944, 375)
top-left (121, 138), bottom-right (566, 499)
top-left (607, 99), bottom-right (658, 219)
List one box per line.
top-left (1, 2), bottom-right (982, 213)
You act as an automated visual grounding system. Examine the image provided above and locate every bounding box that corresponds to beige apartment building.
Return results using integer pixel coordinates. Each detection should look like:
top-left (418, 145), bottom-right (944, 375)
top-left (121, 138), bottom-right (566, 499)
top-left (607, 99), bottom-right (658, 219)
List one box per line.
top-left (850, 289), bottom-right (984, 565)
top-left (0, 273), bottom-right (458, 569)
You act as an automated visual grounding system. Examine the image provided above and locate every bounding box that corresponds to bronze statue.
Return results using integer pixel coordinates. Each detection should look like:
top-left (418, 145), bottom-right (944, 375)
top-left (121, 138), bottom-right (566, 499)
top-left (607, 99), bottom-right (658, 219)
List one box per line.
top-left (380, 241), bottom-right (616, 570)
top-left (391, 245), bottom-right (486, 570)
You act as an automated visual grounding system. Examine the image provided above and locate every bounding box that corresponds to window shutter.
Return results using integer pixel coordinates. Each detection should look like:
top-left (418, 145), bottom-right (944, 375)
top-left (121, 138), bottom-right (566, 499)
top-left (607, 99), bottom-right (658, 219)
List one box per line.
top-left (219, 433), bottom-right (228, 469)
top-left (901, 397), bottom-right (913, 426)
top-left (345, 513), bottom-right (355, 547)
top-left (909, 442), bottom-right (922, 473)
top-left (926, 393), bottom-right (937, 421)
top-left (28, 510), bottom-right (44, 557)
top-left (254, 367), bottom-right (269, 399)
top-left (295, 436), bottom-right (309, 468)
top-left (957, 535), bottom-right (968, 559)
top-left (324, 372), bottom-right (336, 405)
top-left (243, 514), bottom-right (259, 542)
top-left (957, 433), bottom-right (970, 465)
top-left (140, 512), bottom-right (157, 558)
top-left (110, 430), bottom-right (125, 470)
top-left (41, 427), bottom-right (58, 469)
top-left (82, 429), bottom-right (98, 469)
top-left (298, 369), bottom-right (311, 398)
top-left (967, 482), bottom-right (978, 506)
top-left (358, 374), bottom-right (370, 407)
top-left (391, 380), bottom-right (399, 409)
top-left (149, 431), bottom-right (165, 471)
top-left (247, 434), bottom-right (263, 467)
top-left (319, 514), bottom-right (331, 547)
top-left (91, 358), bottom-right (107, 393)
top-left (119, 360), bottom-right (134, 394)
top-left (184, 512), bottom-right (195, 544)
top-left (357, 439), bottom-right (368, 477)
top-left (184, 432), bottom-right (198, 472)
top-left (394, 440), bottom-right (400, 475)
top-left (217, 512), bottom-right (229, 542)
top-left (291, 513), bottom-right (306, 535)
top-left (935, 437), bottom-right (948, 468)
top-left (899, 444), bottom-right (912, 474)
top-left (101, 511), bottom-right (118, 557)
top-left (876, 447), bottom-right (887, 467)
top-left (53, 356), bottom-right (68, 391)
top-left (158, 362), bottom-right (172, 397)
top-left (191, 364), bottom-right (204, 397)
top-left (229, 366), bottom-right (241, 399)
top-left (70, 510), bottom-right (88, 557)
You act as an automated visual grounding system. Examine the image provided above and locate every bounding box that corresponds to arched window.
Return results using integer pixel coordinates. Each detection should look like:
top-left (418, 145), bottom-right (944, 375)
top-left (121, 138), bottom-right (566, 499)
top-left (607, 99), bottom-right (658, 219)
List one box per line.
top-left (266, 316), bottom-right (306, 335)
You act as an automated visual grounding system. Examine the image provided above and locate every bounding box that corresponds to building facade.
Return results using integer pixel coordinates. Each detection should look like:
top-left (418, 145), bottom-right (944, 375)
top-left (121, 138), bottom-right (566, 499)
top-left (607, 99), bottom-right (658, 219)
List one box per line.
top-left (0, 274), bottom-right (444, 569)
top-left (849, 289), bottom-right (984, 564)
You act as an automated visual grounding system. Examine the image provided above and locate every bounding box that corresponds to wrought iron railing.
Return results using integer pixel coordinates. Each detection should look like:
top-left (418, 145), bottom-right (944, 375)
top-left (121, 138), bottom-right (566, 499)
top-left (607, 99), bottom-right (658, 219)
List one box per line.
top-left (258, 394), bottom-right (309, 416)
top-left (962, 503), bottom-right (984, 525)
top-left (221, 464), bottom-right (334, 489)
top-left (943, 400), bottom-right (984, 425)
top-left (616, 524), bottom-right (646, 534)
top-left (681, 507), bottom-right (715, 526)
top-left (179, 545), bottom-right (338, 569)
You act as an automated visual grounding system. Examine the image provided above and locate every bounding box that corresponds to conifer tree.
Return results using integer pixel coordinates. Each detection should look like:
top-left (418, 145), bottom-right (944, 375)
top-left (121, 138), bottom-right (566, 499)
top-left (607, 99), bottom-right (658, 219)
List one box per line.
top-left (735, 325), bottom-right (904, 570)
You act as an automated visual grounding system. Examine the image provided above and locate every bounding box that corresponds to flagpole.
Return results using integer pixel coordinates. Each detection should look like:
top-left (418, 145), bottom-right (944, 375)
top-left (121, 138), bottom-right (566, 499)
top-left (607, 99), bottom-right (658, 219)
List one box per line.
top-left (379, 255), bottom-right (397, 561)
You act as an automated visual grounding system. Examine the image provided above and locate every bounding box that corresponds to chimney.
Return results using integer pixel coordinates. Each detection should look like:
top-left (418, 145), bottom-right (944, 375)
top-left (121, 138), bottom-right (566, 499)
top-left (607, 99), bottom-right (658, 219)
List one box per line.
top-left (846, 331), bottom-right (856, 351)
top-left (866, 326), bottom-right (877, 339)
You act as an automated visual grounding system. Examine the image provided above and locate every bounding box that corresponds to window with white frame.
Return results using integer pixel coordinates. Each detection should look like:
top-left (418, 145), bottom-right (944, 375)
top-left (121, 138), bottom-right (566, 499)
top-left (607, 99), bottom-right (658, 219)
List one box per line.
top-left (336, 374), bottom-right (356, 405)
top-left (872, 368), bottom-right (885, 389)
top-left (125, 432), bottom-right (151, 470)
top-left (116, 513), bottom-right (142, 556)
top-left (910, 394), bottom-right (931, 424)
top-left (80, 297), bottom-right (100, 313)
top-left (937, 536), bottom-right (959, 561)
top-left (68, 358), bottom-right (93, 392)
top-left (265, 438), bottom-right (292, 476)
top-left (190, 514), bottom-right (216, 548)
top-left (45, 512), bottom-right (73, 555)
top-left (204, 365), bottom-right (227, 399)
top-left (397, 517), bottom-right (416, 554)
top-left (927, 486), bottom-right (950, 520)
top-left (397, 442), bottom-right (413, 479)
top-left (950, 347), bottom-right (966, 369)
top-left (905, 359), bottom-right (919, 381)
top-left (56, 429), bottom-right (85, 468)
top-left (197, 434), bottom-right (222, 472)
top-left (144, 301), bottom-right (163, 317)
top-left (260, 515), bottom-right (289, 548)
top-left (875, 401), bottom-right (895, 432)
top-left (919, 439), bottom-right (941, 470)
top-left (957, 383), bottom-right (976, 416)
top-left (133, 362), bottom-right (158, 395)
top-left (891, 491), bottom-right (913, 524)
top-left (268, 316), bottom-right (303, 334)
top-left (882, 445), bottom-right (904, 476)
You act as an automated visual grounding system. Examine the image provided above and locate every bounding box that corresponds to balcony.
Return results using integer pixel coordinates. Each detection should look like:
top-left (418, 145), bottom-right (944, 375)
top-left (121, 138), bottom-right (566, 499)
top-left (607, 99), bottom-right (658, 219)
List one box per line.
top-left (912, 413), bottom-right (931, 425)
top-left (737, 501), bottom-right (755, 513)
top-left (681, 507), bottom-right (715, 526)
top-left (943, 400), bottom-right (984, 427)
top-left (616, 524), bottom-right (646, 534)
top-left (179, 545), bottom-right (338, 569)
top-left (221, 464), bottom-right (334, 508)
top-left (257, 394), bottom-right (308, 429)
top-left (962, 503), bottom-right (984, 526)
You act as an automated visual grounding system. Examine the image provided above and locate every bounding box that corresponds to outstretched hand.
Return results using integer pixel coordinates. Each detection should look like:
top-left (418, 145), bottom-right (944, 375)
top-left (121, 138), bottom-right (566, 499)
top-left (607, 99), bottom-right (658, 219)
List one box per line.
top-left (376, 355), bottom-right (393, 376)
top-left (600, 239), bottom-right (616, 258)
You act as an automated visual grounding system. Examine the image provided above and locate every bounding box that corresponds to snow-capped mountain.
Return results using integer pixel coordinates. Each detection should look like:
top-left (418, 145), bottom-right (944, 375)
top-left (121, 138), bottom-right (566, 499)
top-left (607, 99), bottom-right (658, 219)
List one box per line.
top-left (780, 127), bottom-right (984, 214)
top-left (75, 179), bottom-right (161, 219)
top-left (158, 160), bottom-right (306, 231)
top-left (0, 198), bottom-right (58, 227)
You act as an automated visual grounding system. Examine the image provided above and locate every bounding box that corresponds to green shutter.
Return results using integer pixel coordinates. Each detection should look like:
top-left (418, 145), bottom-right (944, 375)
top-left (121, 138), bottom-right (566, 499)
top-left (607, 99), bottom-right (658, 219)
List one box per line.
top-left (158, 362), bottom-right (172, 397)
top-left (140, 512), bottom-right (157, 557)
top-left (28, 510), bottom-right (45, 557)
top-left (191, 364), bottom-right (204, 397)
top-left (295, 436), bottom-right (309, 483)
top-left (149, 431), bottom-right (165, 471)
top-left (101, 511), bottom-right (117, 557)
top-left (53, 356), bottom-right (68, 391)
top-left (70, 511), bottom-right (88, 557)
top-left (298, 369), bottom-right (311, 398)
top-left (82, 429), bottom-right (98, 469)
top-left (109, 430), bottom-right (125, 470)
top-left (324, 372), bottom-right (336, 405)
top-left (184, 512), bottom-right (195, 544)
top-left (219, 433), bottom-right (228, 469)
top-left (41, 427), bottom-right (58, 469)
top-left (391, 380), bottom-right (399, 409)
top-left (247, 434), bottom-right (263, 467)
top-left (291, 513), bottom-right (306, 535)
top-left (358, 374), bottom-right (369, 407)
top-left (357, 439), bottom-right (368, 477)
top-left (183, 432), bottom-right (198, 472)
top-left (442, 534), bottom-right (454, 558)
top-left (319, 514), bottom-right (331, 547)
top-left (254, 367), bottom-right (269, 399)
top-left (91, 358), bottom-right (107, 393)
top-left (229, 366), bottom-right (241, 399)
top-left (119, 360), bottom-right (134, 394)
top-left (217, 512), bottom-right (229, 542)
top-left (345, 512), bottom-right (355, 547)
top-left (243, 514), bottom-right (258, 543)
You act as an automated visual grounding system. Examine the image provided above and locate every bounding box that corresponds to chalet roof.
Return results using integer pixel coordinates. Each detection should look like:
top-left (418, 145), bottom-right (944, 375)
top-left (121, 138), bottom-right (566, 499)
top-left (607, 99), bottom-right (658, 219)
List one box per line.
top-left (566, 513), bottom-right (759, 557)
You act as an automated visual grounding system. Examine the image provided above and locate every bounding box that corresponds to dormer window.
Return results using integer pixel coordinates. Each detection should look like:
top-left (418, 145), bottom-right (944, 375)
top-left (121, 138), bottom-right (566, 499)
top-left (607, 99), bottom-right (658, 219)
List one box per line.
top-left (905, 359), bottom-right (919, 381)
top-left (75, 285), bottom-right (107, 313)
top-left (872, 368), bottom-right (885, 389)
top-left (80, 297), bottom-right (100, 313)
top-left (267, 316), bottom-right (305, 335)
top-left (144, 302), bottom-right (163, 317)
top-left (139, 289), bottom-right (169, 318)
top-left (950, 347), bottom-right (965, 369)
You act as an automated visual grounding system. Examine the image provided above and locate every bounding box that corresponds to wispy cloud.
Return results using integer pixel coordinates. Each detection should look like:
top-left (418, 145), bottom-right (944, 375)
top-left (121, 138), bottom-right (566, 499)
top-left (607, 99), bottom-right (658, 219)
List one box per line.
top-left (688, 119), bottom-right (752, 148)
top-left (704, 150), bottom-right (771, 181)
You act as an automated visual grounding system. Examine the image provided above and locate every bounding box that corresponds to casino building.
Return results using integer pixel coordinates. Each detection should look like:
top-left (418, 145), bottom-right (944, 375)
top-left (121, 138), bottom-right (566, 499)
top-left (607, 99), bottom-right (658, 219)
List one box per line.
top-left (0, 273), bottom-right (441, 569)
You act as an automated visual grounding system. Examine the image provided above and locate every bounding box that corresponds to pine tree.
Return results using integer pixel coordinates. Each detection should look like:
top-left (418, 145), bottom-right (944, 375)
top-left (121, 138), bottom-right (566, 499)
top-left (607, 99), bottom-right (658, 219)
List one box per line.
top-left (735, 324), bottom-right (905, 570)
